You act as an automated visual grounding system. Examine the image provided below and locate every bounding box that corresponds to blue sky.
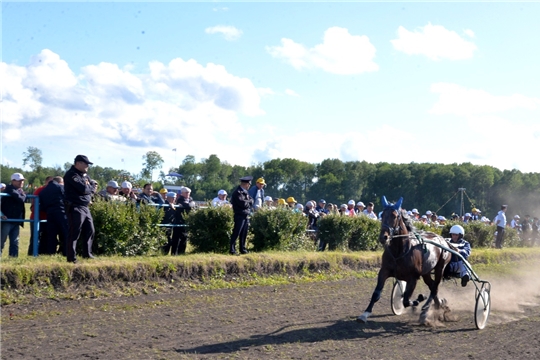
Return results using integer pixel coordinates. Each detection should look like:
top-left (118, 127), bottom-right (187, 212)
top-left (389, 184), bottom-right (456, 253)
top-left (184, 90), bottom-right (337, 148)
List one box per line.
top-left (2, 1), bottom-right (540, 176)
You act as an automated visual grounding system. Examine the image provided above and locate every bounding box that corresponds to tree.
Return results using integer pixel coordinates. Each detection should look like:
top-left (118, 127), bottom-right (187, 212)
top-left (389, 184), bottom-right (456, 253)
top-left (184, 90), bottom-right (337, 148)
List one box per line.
top-left (22, 146), bottom-right (43, 171)
top-left (141, 151), bottom-right (164, 181)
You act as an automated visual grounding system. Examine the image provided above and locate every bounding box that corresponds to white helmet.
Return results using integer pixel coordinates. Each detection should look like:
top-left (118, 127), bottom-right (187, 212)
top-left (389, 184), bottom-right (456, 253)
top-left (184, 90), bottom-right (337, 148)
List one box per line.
top-left (449, 225), bottom-right (465, 235)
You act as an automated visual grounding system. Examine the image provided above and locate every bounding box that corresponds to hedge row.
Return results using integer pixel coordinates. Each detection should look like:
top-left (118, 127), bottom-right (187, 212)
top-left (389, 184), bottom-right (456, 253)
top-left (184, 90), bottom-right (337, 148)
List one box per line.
top-left (89, 201), bottom-right (522, 256)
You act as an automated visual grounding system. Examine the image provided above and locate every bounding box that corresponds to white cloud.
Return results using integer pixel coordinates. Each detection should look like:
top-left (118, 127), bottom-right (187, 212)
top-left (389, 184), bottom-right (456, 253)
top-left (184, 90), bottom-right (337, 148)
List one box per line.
top-left (257, 87), bottom-right (275, 97)
top-left (429, 83), bottom-right (539, 116)
top-left (391, 23), bottom-right (477, 60)
top-left (266, 27), bottom-right (379, 75)
top-left (285, 89), bottom-right (299, 97)
top-left (205, 25), bottom-right (242, 41)
top-left (1, 49), bottom-right (264, 171)
top-left (463, 29), bottom-right (475, 38)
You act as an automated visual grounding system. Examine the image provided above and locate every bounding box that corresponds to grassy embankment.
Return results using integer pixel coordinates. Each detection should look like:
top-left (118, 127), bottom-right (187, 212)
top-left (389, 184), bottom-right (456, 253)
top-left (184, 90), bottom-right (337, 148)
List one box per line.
top-left (3, 204), bottom-right (540, 305)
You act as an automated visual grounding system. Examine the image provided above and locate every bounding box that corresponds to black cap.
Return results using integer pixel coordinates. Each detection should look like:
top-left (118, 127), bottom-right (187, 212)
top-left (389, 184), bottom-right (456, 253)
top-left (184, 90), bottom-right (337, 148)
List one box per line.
top-left (319, 199), bottom-right (326, 203)
top-left (240, 176), bottom-right (253, 183)
top-left (74, 155), bottom-right (93, 165)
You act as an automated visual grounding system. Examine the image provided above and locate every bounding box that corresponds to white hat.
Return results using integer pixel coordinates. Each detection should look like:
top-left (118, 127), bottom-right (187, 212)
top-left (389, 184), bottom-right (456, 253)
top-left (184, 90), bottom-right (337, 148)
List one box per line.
top-left (514, 215), bottom-right (520, 219)
top-left (107, 180), bottom-right (119, 188)
top-left (407, 210), bottom-right (413, 216)
top-left (412, 208), bottom-right (419, 214)
top-left (121, 181), bottom-right (132, 189)
top-left (425, 210), bottom-right (432, 215)
top-left (438, 215), bottom-right (446, 221)
top-left (421, 215), bottom-right (428, 219)
top-left (296, 203), bottom-right (304, 210)
top-left (356, 201), bottom-right (365, 207)
top-left (264, 196), bottom-right (273, 202)
top-left (218, 189), bottom-right (227, 195)
top-left (481, 216), bottom-right (490, 222)
top-left (166, 192), bottom-right (176, 198)
top-left (340, 204), bottom-right (347, 209)
top-left (11, 173), bottom-right (25, 181)
top-left (181, 186), bottom-right (191, 193)
top-left (465, 213), bottom-right (471, 217)
top-left (305, 201), bottom-right (314, 208)
top-left (348, 200), bottom-right (355, 205)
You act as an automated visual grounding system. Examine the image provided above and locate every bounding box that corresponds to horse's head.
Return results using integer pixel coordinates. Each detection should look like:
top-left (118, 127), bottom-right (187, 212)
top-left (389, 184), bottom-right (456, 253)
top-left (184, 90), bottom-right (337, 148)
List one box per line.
top-left (379, 196), bottom-right (407, 244)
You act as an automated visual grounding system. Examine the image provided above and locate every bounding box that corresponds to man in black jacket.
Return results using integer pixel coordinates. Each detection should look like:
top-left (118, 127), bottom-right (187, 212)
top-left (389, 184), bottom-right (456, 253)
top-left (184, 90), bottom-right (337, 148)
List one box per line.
top-left (1, 173), bottom-right (27, 257)
top-left (39, 176), bottom-right (68, 255)
top-left (172, 187), bottom-right (194, 254)
top-left (63, 155), bottom-right (97, 263)
top-left (230, 176), bottom-right (254, 255)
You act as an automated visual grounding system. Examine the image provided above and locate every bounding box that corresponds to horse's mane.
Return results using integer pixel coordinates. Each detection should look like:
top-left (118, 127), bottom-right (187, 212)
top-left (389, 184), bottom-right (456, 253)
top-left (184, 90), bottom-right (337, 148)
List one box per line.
top-left (400, 209), bottom-right (416, 233)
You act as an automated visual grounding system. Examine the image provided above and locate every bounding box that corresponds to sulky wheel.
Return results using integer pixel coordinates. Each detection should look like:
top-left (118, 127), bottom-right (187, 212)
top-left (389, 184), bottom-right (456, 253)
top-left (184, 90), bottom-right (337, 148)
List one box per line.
top-left (474, 287), bottom-right (491, 330)
top-left (391, 280), bottom-right (407, 315)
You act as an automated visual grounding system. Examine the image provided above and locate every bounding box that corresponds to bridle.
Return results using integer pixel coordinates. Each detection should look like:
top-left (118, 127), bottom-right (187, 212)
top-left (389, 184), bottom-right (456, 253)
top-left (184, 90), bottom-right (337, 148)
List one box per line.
top-left (381, 207), bottom-right (408, 240)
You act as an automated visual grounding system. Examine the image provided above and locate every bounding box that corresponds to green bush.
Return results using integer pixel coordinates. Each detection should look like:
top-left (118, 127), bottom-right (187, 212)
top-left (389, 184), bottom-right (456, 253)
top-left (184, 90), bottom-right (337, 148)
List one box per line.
top-left (317, 215), bottom-right (355, 251)
top-left (250, 208), bottom-right (311, 251)
top-left (91, 200), bottom-right (167, 256)
top-left (187, 206), bottom-right (234, 253)
top-left (348, 216), bottom-right (381, 251)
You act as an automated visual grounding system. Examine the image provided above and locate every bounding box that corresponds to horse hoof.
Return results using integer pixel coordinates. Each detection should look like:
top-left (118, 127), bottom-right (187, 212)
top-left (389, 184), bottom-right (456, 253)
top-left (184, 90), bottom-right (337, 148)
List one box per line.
top-left (417, 294), bottom-right (426, 302)
top-left (357, 312), bottom-right (370, 323)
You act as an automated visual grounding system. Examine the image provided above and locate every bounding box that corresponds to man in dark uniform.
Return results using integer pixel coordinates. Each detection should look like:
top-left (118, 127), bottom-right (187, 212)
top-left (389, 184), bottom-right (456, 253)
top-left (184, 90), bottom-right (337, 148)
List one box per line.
top-left (230, 176), bottom-right (254, 255)
top-left (63, 155), bottom-right (97, 263)
top-left (172, 187), bottom-right (194, 255)
top-left (39, 176), bottom-right (69, 255)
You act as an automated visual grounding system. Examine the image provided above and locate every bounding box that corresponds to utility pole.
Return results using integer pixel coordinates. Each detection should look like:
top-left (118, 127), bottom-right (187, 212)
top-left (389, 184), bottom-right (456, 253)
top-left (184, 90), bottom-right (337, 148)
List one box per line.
top-left (458, 188), bottom-right (466, 217)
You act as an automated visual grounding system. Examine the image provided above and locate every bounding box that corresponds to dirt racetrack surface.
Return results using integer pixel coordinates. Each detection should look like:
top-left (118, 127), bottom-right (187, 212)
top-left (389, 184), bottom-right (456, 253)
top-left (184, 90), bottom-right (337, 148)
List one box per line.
top-left (2, 275), bottom-right (540, 360)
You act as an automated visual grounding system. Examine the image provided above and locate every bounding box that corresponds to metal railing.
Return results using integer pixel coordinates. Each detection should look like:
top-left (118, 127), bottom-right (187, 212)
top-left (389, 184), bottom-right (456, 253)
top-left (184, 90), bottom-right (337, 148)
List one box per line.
top-left (0, 193), bottom-right (42, 257)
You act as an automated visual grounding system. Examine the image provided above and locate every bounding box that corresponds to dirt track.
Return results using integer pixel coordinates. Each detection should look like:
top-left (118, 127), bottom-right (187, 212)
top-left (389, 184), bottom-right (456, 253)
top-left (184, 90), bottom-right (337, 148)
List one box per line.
top-left (2, 275), bottom-right (540, 359)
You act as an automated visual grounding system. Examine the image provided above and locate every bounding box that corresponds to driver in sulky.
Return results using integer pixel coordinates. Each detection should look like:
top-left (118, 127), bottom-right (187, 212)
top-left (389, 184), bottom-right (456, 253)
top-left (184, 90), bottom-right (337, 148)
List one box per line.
top-left (446, 225), bottom-right (472, 287)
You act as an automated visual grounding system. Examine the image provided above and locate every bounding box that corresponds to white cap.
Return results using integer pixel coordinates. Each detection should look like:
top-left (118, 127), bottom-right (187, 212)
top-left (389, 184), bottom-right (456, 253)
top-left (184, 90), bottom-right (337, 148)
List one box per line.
top-left (107, 180), bottom-right (119, 188)
top-left (407, 210), bottom-right (413, 216)
top-left (340, 204), bottom-right (347, 209)
top-left (425, 210), bottom-right (432, 215)
top-left (121, 181), bottom-right (132, 189)
top-left (218, 189), bottom-right (227, 195)
top-left (412, 208), bottom-right (419, 214)
top-left (514, 215), bottom-right (520, 219)
top-left (181, 187), bottom-right (191, 193)
top-left (11, 173), bottom-right (25, 181)
top-left (421, 215), bottom-right (428, 219)
top-left (465, 213), bottom-right (471, 217)
top-left (438, 215), bottom-right (446, 221)
top-left (296, 203), bottom-right (304, 210)
top-left (264, 196), bottom-right (273, 202)
top-left (481, 216), bottom-right (489, 222)
top-left (348, 200), bottom-right (355, 205)
top-left (356, 201), bottom-right (365, 207)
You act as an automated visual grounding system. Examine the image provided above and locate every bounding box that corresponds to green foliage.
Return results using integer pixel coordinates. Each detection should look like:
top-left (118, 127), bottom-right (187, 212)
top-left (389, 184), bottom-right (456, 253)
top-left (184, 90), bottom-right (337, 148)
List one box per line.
top-left (348, 216), bottom-right (381, 251)
top-left (250, 208), bottom-right (310, 251)
top-left (90, 200), bottom-right (167, 256)
top-left (187, 206), bottom-right (234, 253)
top-left (317, 215), bottom-right (355, 251)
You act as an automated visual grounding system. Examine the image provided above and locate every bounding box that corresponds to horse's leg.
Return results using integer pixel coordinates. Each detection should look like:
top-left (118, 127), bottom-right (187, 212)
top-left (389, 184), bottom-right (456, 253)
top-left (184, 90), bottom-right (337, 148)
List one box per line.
top-left (419, 273), bottom-right (435, 325)
top-left (401, 277), bottom-right (426, 308)
top-left (357, 267), bottom-right (390, 323)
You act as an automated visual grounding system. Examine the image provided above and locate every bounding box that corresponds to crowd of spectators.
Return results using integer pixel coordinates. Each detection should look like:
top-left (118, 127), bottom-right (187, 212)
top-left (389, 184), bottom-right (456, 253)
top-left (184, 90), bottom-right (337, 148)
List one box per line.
top-left (2, 171), bottom-right (540, 258)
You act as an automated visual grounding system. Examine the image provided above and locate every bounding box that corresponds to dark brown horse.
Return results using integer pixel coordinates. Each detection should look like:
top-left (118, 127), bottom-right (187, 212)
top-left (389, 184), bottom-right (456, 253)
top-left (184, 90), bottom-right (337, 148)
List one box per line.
top-left (357, 196), bottom-right (452, 325)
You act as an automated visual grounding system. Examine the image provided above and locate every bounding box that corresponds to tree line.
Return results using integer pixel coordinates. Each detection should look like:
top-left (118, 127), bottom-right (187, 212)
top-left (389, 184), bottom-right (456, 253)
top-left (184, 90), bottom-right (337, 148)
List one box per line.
top-left (2, 147), bottom-right (539, 220)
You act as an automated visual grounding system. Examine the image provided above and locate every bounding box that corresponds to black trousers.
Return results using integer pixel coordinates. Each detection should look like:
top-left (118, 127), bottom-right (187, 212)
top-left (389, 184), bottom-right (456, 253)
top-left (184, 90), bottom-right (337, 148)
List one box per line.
top-left (230, 214), bottom-right (249, 253)
top-left (46, 210), bottom-right (69, 255)
top-left (169, 227), bottom-right (188, 255)
top-left (66, 205), bottom-right (95, 262)
top-left (495, 226), bottom-right (505, 249)
top-left (28, 222), bottom-right (47, 256)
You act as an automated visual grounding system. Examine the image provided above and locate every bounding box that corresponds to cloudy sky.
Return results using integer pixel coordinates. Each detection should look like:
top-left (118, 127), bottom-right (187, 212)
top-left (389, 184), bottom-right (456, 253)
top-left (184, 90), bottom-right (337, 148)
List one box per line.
top-left (2, 1), bottom-right (540, 175)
